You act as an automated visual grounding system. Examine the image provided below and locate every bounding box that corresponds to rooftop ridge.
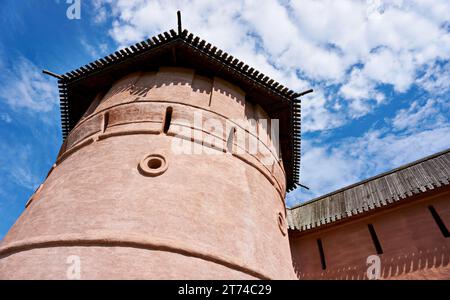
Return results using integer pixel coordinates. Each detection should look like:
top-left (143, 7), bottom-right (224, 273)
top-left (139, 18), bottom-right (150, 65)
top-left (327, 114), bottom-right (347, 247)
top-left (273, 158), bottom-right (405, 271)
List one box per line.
top-left (288, 147), bottom-right (450, 210)
top-left (59, 29), bottom-right (298, 99)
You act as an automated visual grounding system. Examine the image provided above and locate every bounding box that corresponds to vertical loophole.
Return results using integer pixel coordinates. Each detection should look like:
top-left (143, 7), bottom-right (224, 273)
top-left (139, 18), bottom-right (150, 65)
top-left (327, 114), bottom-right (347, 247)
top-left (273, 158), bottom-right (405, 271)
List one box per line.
top-left (163, 106), bottom-right (173, 134)
top-left (428, 205), bottom-right (450, 238)
top-left (227, 127), bottom-right (236, 153)
top-left (102, 112), bottom-right (109, 133)
top-left (368, 224), bottom-right (383, 254)
top-left (317, 239), bottom-right (326, 270)
top-left (208, 78), bottom-right (214, 106)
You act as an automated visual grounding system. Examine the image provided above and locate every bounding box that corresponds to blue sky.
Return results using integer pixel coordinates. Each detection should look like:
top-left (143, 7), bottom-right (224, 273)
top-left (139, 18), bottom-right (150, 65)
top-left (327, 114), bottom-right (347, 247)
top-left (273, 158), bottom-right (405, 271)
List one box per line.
top-left (0, 0), bottom-right (449, 240)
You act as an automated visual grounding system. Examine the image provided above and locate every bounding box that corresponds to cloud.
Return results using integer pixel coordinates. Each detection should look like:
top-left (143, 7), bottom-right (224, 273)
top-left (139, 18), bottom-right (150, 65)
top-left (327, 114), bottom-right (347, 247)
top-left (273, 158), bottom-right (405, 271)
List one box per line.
top-left (288, 125), bottom-right (450, 207)
top-left (301, 89), bottom-right (345, 132)
top-left (0, 143), bottom-right (40, 190)
top-left (416, 61), bottom-right (450, 95)
top-left (0, 113), bottom-right (12, 123)
top-left (288, 96), bottom-right (450, 207)
top-left (339, 67), bottom-right (386, 117)
top-left (92, 0), bottom-right (450, 133)
top-left (92, 0), bottom-right (110, 24)
top-left (0, 57), bottom-right (58, 112)
top-left (292, 142), bottom-right (362, 200)
top-left (391, 98), bottom-right (445, 132)
top-left (345, 126), bottom-right (450, 174)
top-left (80, 38), bottom-right (109, 58)
top-left (363, 48), bottom-right (415, 93)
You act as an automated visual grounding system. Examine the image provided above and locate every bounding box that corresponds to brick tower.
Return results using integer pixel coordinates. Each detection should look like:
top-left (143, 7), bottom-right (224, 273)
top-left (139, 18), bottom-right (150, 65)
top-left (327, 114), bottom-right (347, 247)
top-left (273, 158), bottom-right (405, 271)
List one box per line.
top-left (0, 15), bottom-right (304, 279)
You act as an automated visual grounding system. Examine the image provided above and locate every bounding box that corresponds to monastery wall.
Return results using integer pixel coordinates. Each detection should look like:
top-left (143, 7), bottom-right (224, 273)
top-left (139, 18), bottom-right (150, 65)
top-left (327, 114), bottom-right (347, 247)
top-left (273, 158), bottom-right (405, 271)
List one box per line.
top-left (289, 188), bottom-right (450, 279)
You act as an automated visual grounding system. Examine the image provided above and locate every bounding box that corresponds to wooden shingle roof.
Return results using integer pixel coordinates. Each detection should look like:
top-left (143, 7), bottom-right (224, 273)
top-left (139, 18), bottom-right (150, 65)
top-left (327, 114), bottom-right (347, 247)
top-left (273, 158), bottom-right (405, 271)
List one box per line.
top-left (287, 148), bottom-right (450, 232)
top-left (56, 25), bottom-right (307, 191)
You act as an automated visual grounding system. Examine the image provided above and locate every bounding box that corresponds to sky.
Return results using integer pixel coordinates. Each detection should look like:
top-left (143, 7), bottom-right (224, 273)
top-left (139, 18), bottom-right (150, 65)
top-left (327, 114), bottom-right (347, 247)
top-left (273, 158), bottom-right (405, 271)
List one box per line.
top-left (0, 0), bottom-right (449, 240)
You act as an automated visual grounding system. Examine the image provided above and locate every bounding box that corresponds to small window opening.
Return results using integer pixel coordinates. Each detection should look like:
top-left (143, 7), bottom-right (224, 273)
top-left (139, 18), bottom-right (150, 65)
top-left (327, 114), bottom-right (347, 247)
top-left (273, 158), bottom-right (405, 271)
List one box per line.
top-left (428, 205), bottom-right (450, 238)
top-left (317, 238), bottom-right (327, 270)
top-left (226, 127), bottom-right (236, 153)
top-left (368, 224), bottom-right (383, 254)
top-left (102, 112), bottom-right (109, 133)
top-left (163, 107), bottom-right (173, 134)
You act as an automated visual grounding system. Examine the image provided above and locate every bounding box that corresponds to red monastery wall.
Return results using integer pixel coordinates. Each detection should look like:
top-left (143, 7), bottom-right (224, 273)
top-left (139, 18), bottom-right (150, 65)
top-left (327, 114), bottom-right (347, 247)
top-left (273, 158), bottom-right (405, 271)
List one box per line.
top-left (290, 188), bottom-right (450, 279)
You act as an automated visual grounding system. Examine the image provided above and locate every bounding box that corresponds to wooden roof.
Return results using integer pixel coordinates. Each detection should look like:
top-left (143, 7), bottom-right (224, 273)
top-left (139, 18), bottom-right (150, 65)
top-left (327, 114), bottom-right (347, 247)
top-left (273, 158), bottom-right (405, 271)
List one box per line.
top-left (56, 27), bottom-right (305, 190)
top-left (287, 148), bottom-right (450, 232)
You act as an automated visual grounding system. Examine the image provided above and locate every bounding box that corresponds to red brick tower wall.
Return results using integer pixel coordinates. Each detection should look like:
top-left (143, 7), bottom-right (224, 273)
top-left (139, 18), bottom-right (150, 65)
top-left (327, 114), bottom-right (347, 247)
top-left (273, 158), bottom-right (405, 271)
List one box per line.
top-left (0, 67), bottom-right (296, 279)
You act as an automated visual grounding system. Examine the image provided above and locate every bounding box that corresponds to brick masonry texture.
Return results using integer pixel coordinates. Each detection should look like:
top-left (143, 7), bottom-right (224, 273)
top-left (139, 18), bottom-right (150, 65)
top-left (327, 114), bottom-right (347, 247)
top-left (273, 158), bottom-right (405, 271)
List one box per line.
top-left (0, 68), bottom-right (295, 279)
top-left (290, 188), bottom-right (450, 279)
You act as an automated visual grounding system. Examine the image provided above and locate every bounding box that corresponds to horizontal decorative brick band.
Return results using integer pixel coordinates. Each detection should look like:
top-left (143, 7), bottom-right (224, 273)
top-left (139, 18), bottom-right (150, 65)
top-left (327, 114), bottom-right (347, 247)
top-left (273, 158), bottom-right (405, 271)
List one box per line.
top-left (66, 100), bottom-right (284, 174)
top-left (56, 137), bottom-right (95, 165)
top-left (0, 232), bottom-right (270, 280)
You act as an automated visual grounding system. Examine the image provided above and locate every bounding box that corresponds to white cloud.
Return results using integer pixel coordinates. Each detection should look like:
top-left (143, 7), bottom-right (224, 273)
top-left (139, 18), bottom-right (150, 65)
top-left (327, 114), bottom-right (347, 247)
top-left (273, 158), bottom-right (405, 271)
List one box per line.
top-left (80, 38), bottom-right (109, 58)
top-left (363, 48), bottom-right (415, 92)
top-left (0, 113), bottom-right (12, 123)
top-left (288, 123), bottom-right (450, 206)
top-left (93, 0), bottom-right (450, 132)
top-left (0, 57), bottom-right (58, 112)
top-left (416, 61), bottom-right (450, 95)
top-left (0, 143), bottom-right (40, 190)
top-left (290, 142), bottom-right (362, 201)
top-left (339, 67), bottom-right (386, 117)
top-left (302, 89), bottom-right (344, 132)
top-left (10, 165), bottom-right (40, 190)
top-left (92, 0), bottom-right (110, 24)
top-left (392, 98), bottom-right (441, 132)
top-left (288, 96), bottom-right (450, 206)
